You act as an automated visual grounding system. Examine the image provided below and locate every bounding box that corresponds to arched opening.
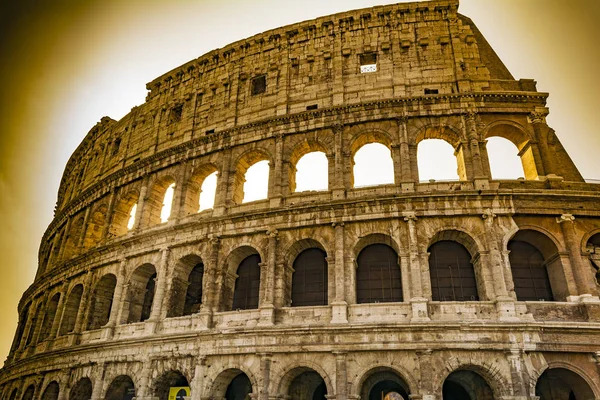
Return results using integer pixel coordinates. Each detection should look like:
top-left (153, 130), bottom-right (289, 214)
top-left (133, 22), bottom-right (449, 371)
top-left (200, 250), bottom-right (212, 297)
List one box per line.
top-left (86, 274), bottom-right (117, 330)
top-left (356, 244), bottom-right (402, 304)
top-left (105, 375), bottom-right (135, 400)
top-left (38, 293), bottom-right (61, 342)
top-left (126, 264), bottom-right (157, 323)
top-left (22, 385), bottom-right (35, 400)
top-left (486, 136), bottom-right (525, 179)
top-left (153, 371), bottom-right (189, 400)
top-left (508, 230), bottom-right (560, 301)
top-left (242, 160), bottom-right (269, 203)
top-left (69, 378), bottom-right (92, 400)
top-left (41, 382), bottom-right (59, 400)
top-left (13, 302), bottom-right (30, 351)
top-left (110, 190), bottom-right (139, 236)
top-left (417, 139), bottom-right (460, 182)
top-left (353, 143), bottom-right (394, 188)
top-left (535, 368), bottom-right (595, 400)
top-left (485, 123), bottom-right (538, 180)
top-left (83, 204), bottom-right (107, 249)
top-left (166, 255), bottom-right (204, 318)
top-left (294, 152), bottom-right (328, 192)
top-left (25, 304), bottom-right (43, 346)
top-left (225, 373), bottom-right (252, 400)
top-left (286, 369), bottom-right (327, 400)
top-left (160, 183), bottom-right (176, 223)
top-left (59, 284), bottom-right (83, 335)
top-left (291, 248), bottom-right (328, 307)
top-left (442, 370), bottom-right (493, 400)
top-left (200, 171), bottom-right (218, 211)
top-left (232, 254), bottom-right (261, 310)
top-left (8, 388), bottom-right (18, 400)
top-left (429, 241), bottom-right (479, 301)
top-left (360, 368), bottom-right (410, 400)
top-left (586, 233), bottom-right (600, 287)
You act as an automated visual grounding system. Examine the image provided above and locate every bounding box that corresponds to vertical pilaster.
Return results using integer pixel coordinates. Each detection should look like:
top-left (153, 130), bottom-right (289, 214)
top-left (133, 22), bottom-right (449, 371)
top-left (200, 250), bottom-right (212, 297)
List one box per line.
top-left (334, 352), bottom-right (348, 400)
top-left (528, 111), bottom-right (550, 177)
top-left (259, 353), bottom-right (272, 400)
top-left (331, 222), bottom-right (348, 324)
top-left (73, 271), bottom-right (93, 336)
top-left (269, 134), bottom-right (284, 208)
top-left (259, 230), bottom-right (277, 326)
top-left (404, 211), bottom-right (429, 322)
top-left (49, 282), bottom-right (68, 339)
top-left (133, 176), bottom-right (149, 231)
top-left (332, 124), bottom-right (346, 199)
top-left (148, 248), bottom-right (170, 331)
top-left (506, 349), bottom-right (528, 397)
top-left (136, 358), bottom-right (153, 400)
top-left (101, 188), bottom-right (118, 240)
top-left (190, 356), bottom-right (206, 400)
top-left (107, 259), bottom-right (127, 331)
top-left (416, 350), bottom-right (433, 396)
top-left (397, 117), bottom-right (414, 190)
top-left (57, 218), bottom-right (73, 261)
top-left (214, 147), bottom-right (232, 215)
top-left (77, 207), bottom-right (92, 250)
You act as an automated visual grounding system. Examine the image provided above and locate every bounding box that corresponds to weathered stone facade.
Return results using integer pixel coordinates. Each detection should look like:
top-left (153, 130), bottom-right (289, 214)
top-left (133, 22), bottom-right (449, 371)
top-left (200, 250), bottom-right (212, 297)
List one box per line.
top-left (1, 1), bottom-right (600, 399)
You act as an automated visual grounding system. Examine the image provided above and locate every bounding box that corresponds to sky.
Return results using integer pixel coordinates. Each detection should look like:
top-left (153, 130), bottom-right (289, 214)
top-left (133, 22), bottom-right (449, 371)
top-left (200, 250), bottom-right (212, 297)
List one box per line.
top-left (0, 0), bottom-right (599, 364)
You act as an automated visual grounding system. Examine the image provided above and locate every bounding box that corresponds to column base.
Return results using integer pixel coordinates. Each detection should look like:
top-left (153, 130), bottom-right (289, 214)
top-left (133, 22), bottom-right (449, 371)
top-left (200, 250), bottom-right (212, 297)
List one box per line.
top-left (257, 304), bottom-right (275, 327)
top-left (496, 298), bottom-right (520, 322)
top-left (101, 324), bottom-right (115, 340)
top-left (330, 301), bottom-right (348, 324)
top-left (197, 309), bottom-right (213, 329)
top-left (332, 189), bottom-right (346, 200)
top-left (473, 177), bottom-right (490, 190)
top-left (144, 320), bottom-right (159, 334)
top-left (410, 298), bottom-right (430, 322)
top-left (400, 182), bottom-right (415, 193)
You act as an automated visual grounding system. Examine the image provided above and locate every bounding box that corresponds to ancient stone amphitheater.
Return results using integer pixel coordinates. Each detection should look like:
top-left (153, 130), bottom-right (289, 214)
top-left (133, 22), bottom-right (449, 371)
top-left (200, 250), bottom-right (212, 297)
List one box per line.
top-left (2, 0), bottom-right (600, 399)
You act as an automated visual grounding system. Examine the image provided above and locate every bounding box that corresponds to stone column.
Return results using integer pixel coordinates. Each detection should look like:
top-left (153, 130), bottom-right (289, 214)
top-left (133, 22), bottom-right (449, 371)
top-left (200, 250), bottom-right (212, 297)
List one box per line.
top-left (259, 230), bottom-right (277, 326)
top-left (190, 356), bottom-right (206, 400)
top-left (558, 214), bottom-right (599, 301)
top-left (259, 353), bottom-right (272, 400)
top-left (198, 236), bottom-right (219, 327)
top-left (49, 282), bottom-right (69, 339)
top-left (416, 350), bottom-right (433, 397)
top-left (404, 212), bottom-right (429, 322)
top-left (77, 207), bottom-right (92, 250)
top-left (72, 271), bottom-right (93, 339)
top-left (332, 124), bottom-right (346, 200)
top-left (269, 134), bottom-right (284, 208)
top-left (57, 217), bottom-right (73, 261)
top-left (397, 117), bottom-right (415, 191)
top-left (29, 293), bottom-right (49, 348)
top-left (528, 111), bottom-right (551, 177)
top-left (17, 297), bottom-right (40, 352)
top-left (101, 188), bottom-right (118, 240)
top-left (170, 175), bottom-right (187, 222)
top-left (213, 147), bottom-right (232, 215)
top-left (331, 222), bottom-right (348, 324)
top-left (133, 176), bottom-right (149, 231)
top-left (147, 248), bottom-right (171, 332)
top-left (506, 349), bottom-right (528, 397)
top-left (136, 358), bottom-right (154, 400)
top-left (334, 352), bottom-right (347, 400)
top-left (462, 112), bottom-right (487, 181)
top-left (90, 362), bottom-right (105, 400)
top-left (104, 259), bottom-right (127, 338)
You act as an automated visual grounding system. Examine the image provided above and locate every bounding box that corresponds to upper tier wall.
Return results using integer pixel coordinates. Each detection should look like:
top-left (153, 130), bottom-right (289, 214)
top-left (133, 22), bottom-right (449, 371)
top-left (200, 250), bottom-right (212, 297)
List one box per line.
top-left (55, 0), bottom-right (531, 212)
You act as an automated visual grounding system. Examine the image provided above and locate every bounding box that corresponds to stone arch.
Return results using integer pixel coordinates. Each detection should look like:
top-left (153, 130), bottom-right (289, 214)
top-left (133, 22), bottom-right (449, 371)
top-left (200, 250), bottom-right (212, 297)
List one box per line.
top-left (7, 387), bottom-right (19, 400)
top-left (353, 233), bottom-right (400, 256)
top-left (86, 273), bottom-right (117, 330)
top-left (434, 362), bottom-right (511, 399)
top-left (21, 384), bottom-right (35, 400)
top-left (184, 163), bottom-right (219, 214)
top-left (124, 263), bottom-right (157, 323)
top-left (58, 283), bottom-right (83, 335)
top-left (38, 292), bottom-right (61, 342)
top-left (273, 362), bottom-right (334, 399)
top-left (220, 245), bottom-right (263, 311)
top-left (349, 130), bottom-right (395, 188)
top-left (507, 228), bottom-right (566, 301)
top-left (110, 189), bottom-right (140, 237)
top-left (284, 238), bottom-right (328, 271)
top-left (143, 175), bottom-right (177, 227)
top-left (232, 149), bottom-right (272, 204)
top-left (104, 375), bottom-right (136, 400)
top-left (83, 203), bottom-right (108, 250)
top-left (152, 370), bottom-right (190, 400)
top-left (69, 378), bottom-right (92, 400)
top-left (25, 302), bottom-right (43, 346)
top-left (584, 230), bottom-right (600, 287)
top-left (167, 253), bottom-right (205, 318)
top-left (207, 368), bottom-right (258, 400)
top-left (12, 301), bottom-right (31, 351)
top-left (288, 140), bottom-right (330, 193)
top-left (40, 381), bottom-right (59, 400)
top-left (354, 366), bottom-right (416, 400)
top-left (532, 362), bottom-right (599, 399)
top-left (414, 123), bottom-right (466, 181)
top-left (484, 121), bottom-right (535, 180)
top-left (427, 228), bottom-right (483, 258)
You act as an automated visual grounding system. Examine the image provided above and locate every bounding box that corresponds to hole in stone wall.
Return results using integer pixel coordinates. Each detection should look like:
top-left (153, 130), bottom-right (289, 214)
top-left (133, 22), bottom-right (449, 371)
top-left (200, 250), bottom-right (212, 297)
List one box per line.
top-left (486, 136), bottom-right (525, 179)
top-left (417, 139), bottom-right (459, 181)
top-left (199, 171), bottom-right (218, 211)
top-left (242, 160), bottom-right (269, 203)
top-left (353, 143), bottom-right (394, 187)
top-left (306, 104), bottom-right (318, 110)
top-left (359, 53), bottom-right (377, 73)
top-left (295, 152), bottom-right (328, 192)
top-left (424, 88), bottom-right (439, 95)
top-left (168, 104), bottom-right (183, 124)
top-left (251, 75), bottom-right (266, 95)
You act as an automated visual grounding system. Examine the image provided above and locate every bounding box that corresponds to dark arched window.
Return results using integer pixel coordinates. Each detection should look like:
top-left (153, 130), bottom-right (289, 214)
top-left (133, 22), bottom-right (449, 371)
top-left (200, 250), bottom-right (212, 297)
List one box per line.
top-left (183, 263), bottom-right (204, 315)
top-left (356, 244), bottom-right (402, 304)
top-left (232, 254), bottom-right (261, 310)
top-left (292, 248), bottom-right (328, 307)
top-left (509, 240), bottom-right (553, 301)
top-left (429, 241), bottom-right (478, 301)
top-left (140, 273), bottom-right (156, 321)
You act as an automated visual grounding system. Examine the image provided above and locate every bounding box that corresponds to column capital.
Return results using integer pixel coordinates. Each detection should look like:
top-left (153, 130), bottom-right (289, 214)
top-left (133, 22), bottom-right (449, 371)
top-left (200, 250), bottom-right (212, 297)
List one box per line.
top-left (482, 209), bottom-right (497, 220)
top-left (556, 213), bottom-right (575, 223)
top-left (403, 211), bottom-right (417, 222)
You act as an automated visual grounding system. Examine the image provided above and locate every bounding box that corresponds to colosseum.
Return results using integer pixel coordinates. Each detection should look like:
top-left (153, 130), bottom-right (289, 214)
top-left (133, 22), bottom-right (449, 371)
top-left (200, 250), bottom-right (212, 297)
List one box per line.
top-left (2, 0), bottom-right (600, 399)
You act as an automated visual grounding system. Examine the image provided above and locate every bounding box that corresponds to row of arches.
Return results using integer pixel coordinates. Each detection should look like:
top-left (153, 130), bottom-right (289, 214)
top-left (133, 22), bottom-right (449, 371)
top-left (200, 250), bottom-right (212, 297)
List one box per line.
top-left (45, 122), bottom-right (540, 269)
top-left (5, 365), bottom-right (596, 400)
top-left (15, 229), bottom-right (600, 354)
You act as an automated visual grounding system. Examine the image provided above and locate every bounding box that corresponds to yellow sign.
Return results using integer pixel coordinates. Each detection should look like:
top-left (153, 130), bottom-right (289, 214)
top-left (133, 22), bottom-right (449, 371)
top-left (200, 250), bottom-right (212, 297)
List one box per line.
top-left (168, 387), bottom-right (190, 400)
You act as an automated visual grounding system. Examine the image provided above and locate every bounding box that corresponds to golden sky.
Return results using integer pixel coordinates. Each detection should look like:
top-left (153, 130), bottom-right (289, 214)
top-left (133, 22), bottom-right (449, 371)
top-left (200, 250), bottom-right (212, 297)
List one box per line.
top-left (0, 0), bottom-right (599, 364)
